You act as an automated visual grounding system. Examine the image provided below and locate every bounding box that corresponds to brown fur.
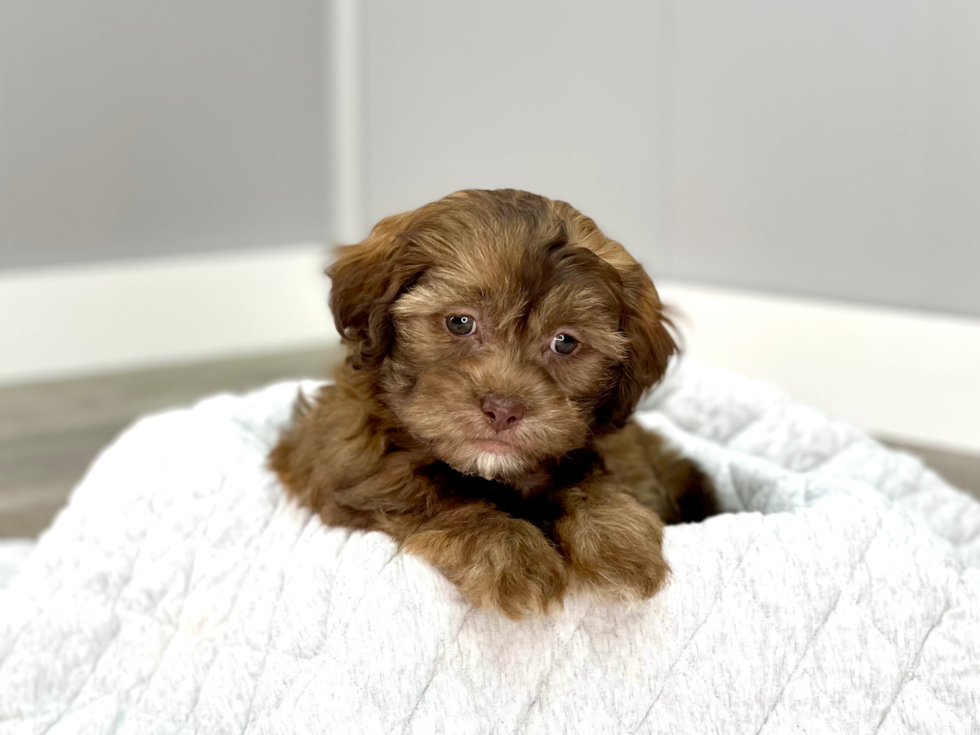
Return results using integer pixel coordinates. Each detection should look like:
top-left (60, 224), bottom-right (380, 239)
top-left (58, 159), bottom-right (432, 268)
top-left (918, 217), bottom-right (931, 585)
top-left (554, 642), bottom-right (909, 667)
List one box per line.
top-left (270, 189), bottom-right (715, 619)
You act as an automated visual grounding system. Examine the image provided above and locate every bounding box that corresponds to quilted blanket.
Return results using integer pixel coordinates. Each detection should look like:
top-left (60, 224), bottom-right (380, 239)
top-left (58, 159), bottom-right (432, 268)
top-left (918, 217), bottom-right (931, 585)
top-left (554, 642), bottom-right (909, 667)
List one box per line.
top-left (1, 359), bottom-right (978, 734)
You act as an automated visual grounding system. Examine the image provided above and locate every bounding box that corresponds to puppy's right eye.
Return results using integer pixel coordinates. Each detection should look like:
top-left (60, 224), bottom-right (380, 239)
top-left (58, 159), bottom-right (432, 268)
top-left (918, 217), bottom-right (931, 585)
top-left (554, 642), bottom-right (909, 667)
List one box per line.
top-left (446, 315), bottom-right (477, 336)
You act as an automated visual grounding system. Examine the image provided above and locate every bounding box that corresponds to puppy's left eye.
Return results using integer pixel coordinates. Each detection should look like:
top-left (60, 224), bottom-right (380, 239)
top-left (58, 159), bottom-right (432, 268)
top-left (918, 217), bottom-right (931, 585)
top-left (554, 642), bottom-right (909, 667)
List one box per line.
top-left (550, 333), bottom-right (579, 355)
top-left (446, 315), bottom-right (477, 336)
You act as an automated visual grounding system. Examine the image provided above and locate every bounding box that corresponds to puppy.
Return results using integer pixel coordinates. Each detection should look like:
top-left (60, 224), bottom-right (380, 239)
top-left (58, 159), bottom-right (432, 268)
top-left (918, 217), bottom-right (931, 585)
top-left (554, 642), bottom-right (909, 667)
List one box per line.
top-left (271, 189), bottom-right (714, 619)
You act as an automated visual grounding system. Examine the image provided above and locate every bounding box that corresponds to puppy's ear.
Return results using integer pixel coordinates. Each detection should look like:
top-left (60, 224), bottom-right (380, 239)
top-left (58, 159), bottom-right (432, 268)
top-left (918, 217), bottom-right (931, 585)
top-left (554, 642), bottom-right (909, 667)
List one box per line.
top-left (548, 200), bottom-right (677, 431)
top-left (328, 212), bottom-right (424, 369)
top-left (600, 266), bottom-right (677, 429)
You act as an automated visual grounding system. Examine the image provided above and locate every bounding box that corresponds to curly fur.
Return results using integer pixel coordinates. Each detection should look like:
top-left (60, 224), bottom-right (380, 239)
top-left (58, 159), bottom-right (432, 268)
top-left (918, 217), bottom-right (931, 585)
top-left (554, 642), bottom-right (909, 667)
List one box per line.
top-left (271, 189), bottom-right (715, 619)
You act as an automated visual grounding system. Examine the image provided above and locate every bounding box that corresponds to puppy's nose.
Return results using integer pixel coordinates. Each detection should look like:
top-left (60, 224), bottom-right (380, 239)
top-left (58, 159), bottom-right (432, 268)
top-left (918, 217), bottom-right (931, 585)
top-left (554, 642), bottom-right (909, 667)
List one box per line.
top-left (481, 394), bottom-right (526, 432)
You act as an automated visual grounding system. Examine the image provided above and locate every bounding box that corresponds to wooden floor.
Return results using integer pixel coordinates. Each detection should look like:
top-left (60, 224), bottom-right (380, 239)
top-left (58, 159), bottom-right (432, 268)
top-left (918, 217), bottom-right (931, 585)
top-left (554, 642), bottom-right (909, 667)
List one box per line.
top-left (1, 348), bottom-right (977, 538)
top-left (0, 347), bottom-right (342, 538)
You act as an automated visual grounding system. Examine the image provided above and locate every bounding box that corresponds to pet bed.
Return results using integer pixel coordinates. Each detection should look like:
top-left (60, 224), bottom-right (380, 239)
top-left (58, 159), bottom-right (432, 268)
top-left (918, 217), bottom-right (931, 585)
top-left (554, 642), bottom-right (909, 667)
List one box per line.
top-left (1, 359), bottom-right (977, 734)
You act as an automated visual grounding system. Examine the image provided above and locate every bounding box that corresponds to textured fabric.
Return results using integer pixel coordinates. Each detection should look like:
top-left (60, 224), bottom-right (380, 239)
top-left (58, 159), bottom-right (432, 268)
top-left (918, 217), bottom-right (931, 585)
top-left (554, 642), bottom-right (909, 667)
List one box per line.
top-left (0, 359), bottom-right (977, 734)
top-left (0, 542), bottom-right (33, 592)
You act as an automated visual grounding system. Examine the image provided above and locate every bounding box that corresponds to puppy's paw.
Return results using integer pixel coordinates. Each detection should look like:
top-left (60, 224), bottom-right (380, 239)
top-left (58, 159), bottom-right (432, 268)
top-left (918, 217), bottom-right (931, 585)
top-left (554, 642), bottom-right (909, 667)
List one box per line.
top-left (557, 490), bottom-right (670, 603)
top-left (456, 535), bottom-right (568, 620)
top-left (403, 508), bottom-right (568, 620)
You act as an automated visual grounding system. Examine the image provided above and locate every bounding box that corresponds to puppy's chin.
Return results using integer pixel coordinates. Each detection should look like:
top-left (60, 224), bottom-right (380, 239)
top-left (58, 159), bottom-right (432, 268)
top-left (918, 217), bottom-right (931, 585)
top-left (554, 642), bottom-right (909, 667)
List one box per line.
top-left (440, 443), bottom-right (533, 482)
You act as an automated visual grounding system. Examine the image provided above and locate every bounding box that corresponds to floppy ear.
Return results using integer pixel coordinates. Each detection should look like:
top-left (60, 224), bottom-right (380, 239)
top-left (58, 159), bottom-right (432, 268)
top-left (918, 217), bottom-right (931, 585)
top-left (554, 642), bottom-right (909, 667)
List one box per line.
top-left (327, 212), bottom-right (424, 369)
top-left (547, 200), bottom-right (677, 431)
top-left (599, 266), bottom-right (677, 429)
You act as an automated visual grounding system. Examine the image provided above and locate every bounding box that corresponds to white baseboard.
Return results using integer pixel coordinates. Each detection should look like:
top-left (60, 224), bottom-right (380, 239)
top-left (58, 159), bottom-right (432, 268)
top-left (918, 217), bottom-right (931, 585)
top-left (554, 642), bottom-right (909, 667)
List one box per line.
top-left (658, 281), bottom-right (980, 454)
top-left (1, 251), bottom-right (977, 453)
top-left (0, 244), bottom-right (337, 386)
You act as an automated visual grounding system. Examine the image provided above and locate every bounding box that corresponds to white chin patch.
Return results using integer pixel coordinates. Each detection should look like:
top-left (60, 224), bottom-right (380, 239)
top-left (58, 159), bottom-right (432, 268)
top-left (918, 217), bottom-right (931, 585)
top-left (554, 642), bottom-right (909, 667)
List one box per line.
top-left (473, 451), bottom-right (526, 480)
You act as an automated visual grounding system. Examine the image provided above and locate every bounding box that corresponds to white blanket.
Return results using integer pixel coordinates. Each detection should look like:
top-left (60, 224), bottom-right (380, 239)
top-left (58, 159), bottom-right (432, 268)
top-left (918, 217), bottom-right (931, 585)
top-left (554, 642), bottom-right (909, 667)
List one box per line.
top-left (1, 359), bottom-right (978, 734)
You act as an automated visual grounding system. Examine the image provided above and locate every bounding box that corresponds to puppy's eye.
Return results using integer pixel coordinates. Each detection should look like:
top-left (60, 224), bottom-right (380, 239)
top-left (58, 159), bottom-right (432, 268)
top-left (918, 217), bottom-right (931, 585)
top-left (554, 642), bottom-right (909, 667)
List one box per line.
top-left (446, 315), bottom-right (477, 336)
top-left (550, 333), bottom-right (579, 355)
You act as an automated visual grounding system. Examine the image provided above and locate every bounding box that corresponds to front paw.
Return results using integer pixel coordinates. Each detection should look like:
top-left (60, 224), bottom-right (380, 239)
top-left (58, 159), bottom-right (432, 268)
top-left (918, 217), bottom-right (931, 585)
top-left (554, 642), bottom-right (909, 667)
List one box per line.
top-left (403, 508), bottom-right (568, 620)
top-left (556, 491), bottom-right (670, 602)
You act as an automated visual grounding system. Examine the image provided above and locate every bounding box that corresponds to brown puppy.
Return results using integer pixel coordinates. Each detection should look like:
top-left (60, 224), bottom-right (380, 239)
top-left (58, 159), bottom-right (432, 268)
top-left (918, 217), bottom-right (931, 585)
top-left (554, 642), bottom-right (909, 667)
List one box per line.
top-left (271, 189), bottom-right (714, 619)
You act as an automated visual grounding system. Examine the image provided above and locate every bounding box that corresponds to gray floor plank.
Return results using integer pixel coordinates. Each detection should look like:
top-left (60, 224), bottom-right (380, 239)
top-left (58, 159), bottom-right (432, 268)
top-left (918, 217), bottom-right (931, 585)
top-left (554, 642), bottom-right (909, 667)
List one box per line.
top-left (0, 347), bottom-right (342, 442)
top-left (0, 346), bottom-right (343, 537)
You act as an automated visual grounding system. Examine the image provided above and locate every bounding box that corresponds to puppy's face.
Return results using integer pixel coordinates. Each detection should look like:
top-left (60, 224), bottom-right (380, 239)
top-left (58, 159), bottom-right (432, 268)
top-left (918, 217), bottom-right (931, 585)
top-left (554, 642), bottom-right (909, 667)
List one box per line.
top-left (329, 190), bottom-right (675, 482)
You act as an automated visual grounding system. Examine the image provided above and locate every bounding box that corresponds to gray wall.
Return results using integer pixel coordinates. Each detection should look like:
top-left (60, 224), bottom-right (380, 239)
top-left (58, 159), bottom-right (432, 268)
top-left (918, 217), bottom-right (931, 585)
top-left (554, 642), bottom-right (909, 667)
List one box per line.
top-left (363, 0), bottom-right (979, 317)
top-left (0, 0), bottom-right (327, 270)
top-left (363, 0), bottom-right (669, 273)
top-left (3, 1), bottom-right (977, 317)
top-left (663, 0), bottom-right (980, 316)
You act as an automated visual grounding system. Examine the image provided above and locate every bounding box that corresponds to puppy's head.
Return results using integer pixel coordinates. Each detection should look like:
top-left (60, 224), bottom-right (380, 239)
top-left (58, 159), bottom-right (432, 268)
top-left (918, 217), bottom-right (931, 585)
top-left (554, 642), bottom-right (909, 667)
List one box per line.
top-left (329, 189), bottom-right (675, 482)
